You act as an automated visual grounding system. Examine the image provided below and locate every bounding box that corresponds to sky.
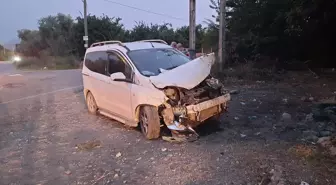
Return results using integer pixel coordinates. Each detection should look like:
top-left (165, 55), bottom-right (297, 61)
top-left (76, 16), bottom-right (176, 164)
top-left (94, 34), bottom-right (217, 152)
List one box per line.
top-left (0, 0), bottom-right (215, 45)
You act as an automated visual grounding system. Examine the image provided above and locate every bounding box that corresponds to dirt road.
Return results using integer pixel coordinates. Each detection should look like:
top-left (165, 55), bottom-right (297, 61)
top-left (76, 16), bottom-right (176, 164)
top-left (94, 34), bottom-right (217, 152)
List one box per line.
top-left (0, 63), bottom-right (335, 185)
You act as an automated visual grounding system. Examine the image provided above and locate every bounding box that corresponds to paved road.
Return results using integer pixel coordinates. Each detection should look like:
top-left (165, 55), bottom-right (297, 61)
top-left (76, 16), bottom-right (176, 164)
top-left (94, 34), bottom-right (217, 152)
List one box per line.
top-left (0, 61), bottom-right (15, 74)
top-left (0, 63), bottom-right (334, 185)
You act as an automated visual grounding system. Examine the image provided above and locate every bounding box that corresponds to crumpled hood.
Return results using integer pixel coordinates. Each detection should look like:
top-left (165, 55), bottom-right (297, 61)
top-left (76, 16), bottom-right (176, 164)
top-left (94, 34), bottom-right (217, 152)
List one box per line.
top-left (149, 53), bottom-right (215, 90)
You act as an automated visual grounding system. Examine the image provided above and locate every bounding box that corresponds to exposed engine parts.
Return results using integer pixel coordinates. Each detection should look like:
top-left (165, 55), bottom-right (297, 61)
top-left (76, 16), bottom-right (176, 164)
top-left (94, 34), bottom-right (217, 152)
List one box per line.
top-left (159, 76), bottom-right (230, 134)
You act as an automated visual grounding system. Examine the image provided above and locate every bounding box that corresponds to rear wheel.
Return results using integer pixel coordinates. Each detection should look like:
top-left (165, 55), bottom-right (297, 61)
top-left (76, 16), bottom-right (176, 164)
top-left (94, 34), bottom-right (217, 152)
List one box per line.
top-left (140, 106), bottom-right (161, 139)
top-left (86, 92), bottom-right (98, 115)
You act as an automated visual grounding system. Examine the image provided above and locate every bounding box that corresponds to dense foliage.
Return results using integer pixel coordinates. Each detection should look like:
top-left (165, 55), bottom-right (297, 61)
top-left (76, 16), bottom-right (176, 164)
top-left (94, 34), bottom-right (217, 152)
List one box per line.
top-left (16, 0), bottom-right (336, 69)
top-left (208, 0), bottom-right (336, 68)
top-left (16, 14), bottom-right (208, 60)
top-left (0, 44), bottom-right (12, 61)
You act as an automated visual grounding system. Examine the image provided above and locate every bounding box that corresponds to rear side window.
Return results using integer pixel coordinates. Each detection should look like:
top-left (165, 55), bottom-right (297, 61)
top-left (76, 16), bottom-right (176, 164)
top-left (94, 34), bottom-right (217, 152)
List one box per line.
top-left (85, 51), bottom-right (108, 75)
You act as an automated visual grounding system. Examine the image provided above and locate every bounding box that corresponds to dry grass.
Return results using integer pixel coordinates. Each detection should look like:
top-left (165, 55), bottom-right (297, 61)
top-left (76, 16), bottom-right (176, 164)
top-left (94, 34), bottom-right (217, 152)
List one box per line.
top-left (75, 140), bottom-right (102, 151)
top-left (289, 144), bottom-right (316, 158)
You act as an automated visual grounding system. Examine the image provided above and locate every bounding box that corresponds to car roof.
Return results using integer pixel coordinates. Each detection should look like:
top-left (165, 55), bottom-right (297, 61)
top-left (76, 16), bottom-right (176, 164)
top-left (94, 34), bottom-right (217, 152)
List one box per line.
top-left (85, 41), bottom-right (172, 54)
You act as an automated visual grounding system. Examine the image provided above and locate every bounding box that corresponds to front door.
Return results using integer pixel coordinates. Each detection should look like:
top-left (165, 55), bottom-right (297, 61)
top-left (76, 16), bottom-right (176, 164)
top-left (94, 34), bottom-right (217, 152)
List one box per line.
top-left (105, 51), bottom-right (133, 119)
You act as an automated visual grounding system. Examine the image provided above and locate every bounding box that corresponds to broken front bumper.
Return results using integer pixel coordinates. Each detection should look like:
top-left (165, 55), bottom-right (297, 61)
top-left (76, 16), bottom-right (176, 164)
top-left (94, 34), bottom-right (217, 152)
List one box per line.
top-left (164, 93), bottom-right (231, 131)
top-left (186, 93), bottom-right (230, 123)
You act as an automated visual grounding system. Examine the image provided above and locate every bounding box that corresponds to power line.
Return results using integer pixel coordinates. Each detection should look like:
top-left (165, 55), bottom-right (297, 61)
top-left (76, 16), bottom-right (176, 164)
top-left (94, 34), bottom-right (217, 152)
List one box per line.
top-left (103, 0), bottom-right (187, 21)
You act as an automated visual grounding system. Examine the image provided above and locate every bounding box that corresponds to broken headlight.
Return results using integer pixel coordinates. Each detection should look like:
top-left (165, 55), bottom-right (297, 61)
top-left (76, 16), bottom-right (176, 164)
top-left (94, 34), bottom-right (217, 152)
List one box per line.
top-left (163, 87), bottom-right (180, 101)
top-left (205, 77), bottom-right (222, 89)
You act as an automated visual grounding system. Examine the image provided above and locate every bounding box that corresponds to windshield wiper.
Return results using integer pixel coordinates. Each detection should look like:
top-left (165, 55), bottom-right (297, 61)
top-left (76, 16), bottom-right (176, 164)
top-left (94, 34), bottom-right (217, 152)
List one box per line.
top-left (157, 65), bottom-right (178, 74)
top-left (165, 65), bottom-right (179, 70)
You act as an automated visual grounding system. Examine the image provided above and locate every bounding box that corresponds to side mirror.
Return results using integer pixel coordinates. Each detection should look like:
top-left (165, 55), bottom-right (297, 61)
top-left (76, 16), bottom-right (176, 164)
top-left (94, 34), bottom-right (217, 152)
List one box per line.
top-left (110, 72), bottom-right (133, 83)
top-left (110, 72), bottom-right (126, 80)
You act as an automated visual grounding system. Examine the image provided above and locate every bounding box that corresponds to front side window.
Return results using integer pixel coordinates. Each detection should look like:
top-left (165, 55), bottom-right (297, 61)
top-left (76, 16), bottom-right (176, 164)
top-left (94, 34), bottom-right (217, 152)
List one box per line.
top-left (127, 48), bottom-right (191, 76)
top-left (108, 52), bottom-right (132, 79)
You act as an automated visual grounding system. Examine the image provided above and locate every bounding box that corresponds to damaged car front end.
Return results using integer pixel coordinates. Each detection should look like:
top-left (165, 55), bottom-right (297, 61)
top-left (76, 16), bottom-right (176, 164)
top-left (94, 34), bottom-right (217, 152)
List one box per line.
top-left (149, 53), bottom-right (231, 135)
top-left (159, 77), bottom-right (230, 134)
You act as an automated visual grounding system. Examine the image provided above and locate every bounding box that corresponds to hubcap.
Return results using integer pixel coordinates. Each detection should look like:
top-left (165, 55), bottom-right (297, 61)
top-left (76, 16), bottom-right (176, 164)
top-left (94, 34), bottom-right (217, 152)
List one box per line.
top-left (140, 112), bottom-right (148, 134)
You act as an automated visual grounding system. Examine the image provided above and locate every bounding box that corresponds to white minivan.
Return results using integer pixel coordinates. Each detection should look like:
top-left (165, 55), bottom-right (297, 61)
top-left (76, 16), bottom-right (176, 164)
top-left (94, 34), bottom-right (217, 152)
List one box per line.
top-left (82, 39), bottom-right (230, 139)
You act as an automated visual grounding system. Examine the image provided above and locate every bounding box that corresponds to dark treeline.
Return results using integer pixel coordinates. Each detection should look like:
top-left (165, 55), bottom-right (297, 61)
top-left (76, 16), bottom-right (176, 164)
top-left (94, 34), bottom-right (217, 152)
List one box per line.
top-left (16, 0), bottom-right (336, 69)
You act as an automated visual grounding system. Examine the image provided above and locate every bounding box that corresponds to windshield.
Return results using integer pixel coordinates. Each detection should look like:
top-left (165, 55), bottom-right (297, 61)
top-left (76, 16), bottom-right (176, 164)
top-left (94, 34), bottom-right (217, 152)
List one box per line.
top-left (127, 48), bottom-right (191, 76)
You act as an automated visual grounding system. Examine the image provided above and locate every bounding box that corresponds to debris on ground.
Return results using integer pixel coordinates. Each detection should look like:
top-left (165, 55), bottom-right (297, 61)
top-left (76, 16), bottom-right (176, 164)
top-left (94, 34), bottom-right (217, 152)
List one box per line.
top-left (116, 152), bottom-right (122, 158)
top-left (162, 136), bottom-right (185, 143)
top-left (259, 165), bottom-right (285, 185)
top-left (330, 146), bottom-right (336, 156)
top-left (317, 137), bottom-right (332, 148)
top-left (240, 134), bottom-right (247, 138)
top-left (64, 170), bottom-right (71, 175)
top-left (300, 181), bottom-right (310, 185)
top-left (248, 116), bottom-right (258, 120)
top-left (75, 140), bottom-right (101, 151)
top-left (282, 98), bottom-right (288, 104)
top-left (229, 89), bottom-right (240, 94)
top-left (302, 130), bottom-right (319, 142)
top-left (161, 148), bottom-right (167, 152)
top-left (305, 113), bottom-right (314, 122)
top-left (317, 135), bottom-right (336, 156)
top-left (281, 113), bottom-right (292, 121)
top-left (320, 130), bottom-right (332, 137)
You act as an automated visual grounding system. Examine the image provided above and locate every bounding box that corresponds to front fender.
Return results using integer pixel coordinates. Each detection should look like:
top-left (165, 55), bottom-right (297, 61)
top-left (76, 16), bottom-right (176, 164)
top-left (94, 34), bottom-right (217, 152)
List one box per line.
top-left (131, 85), bottom-right (166, 122)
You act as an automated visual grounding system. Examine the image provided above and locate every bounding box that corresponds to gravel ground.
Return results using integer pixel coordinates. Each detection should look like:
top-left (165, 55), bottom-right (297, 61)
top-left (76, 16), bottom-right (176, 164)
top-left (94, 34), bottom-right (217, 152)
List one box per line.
top-left (0, 63), bottom-right (335, 185)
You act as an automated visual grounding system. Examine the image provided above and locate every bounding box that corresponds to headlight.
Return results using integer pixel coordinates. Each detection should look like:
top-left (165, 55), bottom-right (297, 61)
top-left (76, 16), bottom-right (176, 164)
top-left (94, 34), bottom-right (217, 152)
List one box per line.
top-left (13, 56), bottom-right (21, 62)
top-left (205, 77), bottom-right (222, 89)
top-left (163, 88), bottom-right (180, 101)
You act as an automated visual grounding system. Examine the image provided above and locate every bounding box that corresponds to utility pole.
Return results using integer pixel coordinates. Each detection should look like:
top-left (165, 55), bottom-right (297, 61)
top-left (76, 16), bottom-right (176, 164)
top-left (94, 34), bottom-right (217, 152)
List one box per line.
top-left (218, 0), bottom-right (226, 72)
top-left (189, 0), bottom-right (196, 59)
top-left (83, 0), bottom-right (89, 48)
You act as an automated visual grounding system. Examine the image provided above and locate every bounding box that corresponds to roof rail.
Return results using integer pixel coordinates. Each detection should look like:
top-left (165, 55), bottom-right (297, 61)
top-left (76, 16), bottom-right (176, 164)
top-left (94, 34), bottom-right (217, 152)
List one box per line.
top-left (138, 39), bottom-right (168, 45)
top-left (90, 40), bottom-right (124, 47)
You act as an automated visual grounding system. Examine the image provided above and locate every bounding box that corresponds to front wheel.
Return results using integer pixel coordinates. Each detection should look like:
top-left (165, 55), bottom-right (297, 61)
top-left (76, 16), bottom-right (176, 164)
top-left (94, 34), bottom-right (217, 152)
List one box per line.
top-left (86, 91), bottom-right (98, 115)
top-left (139, 106), bottom-right (161, 140)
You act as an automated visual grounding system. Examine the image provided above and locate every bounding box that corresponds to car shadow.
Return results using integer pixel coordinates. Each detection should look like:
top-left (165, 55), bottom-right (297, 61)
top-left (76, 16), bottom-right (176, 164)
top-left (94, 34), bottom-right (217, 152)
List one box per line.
top-left (194, 119), bottom-right (225, 137)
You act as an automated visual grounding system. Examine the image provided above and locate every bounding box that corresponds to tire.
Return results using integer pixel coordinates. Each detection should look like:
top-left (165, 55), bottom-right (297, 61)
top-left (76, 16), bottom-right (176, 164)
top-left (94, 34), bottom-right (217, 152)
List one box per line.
top-left (86, 91), bottom-right (98, 115)
top-left (139, 106), bottom-right (161, 139)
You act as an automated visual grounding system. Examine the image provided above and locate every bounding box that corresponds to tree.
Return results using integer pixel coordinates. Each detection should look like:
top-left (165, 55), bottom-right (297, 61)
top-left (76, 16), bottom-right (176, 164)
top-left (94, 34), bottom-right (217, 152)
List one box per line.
top-left (207, 0), bottom-right (336, 67)
top-left (0, 45), bottom-right (12, 61)
top-left (38, 13), bottom-right (76, 57)
top-left (73, 15), bottom-right (126, 56)
top-left (17, 29), bottom-right (43, 57)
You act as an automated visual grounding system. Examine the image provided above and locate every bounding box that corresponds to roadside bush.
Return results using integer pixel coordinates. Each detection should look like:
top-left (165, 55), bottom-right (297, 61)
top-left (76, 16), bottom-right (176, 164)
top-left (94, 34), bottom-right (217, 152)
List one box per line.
top-left (216, 61), bottom-right (281, 82)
